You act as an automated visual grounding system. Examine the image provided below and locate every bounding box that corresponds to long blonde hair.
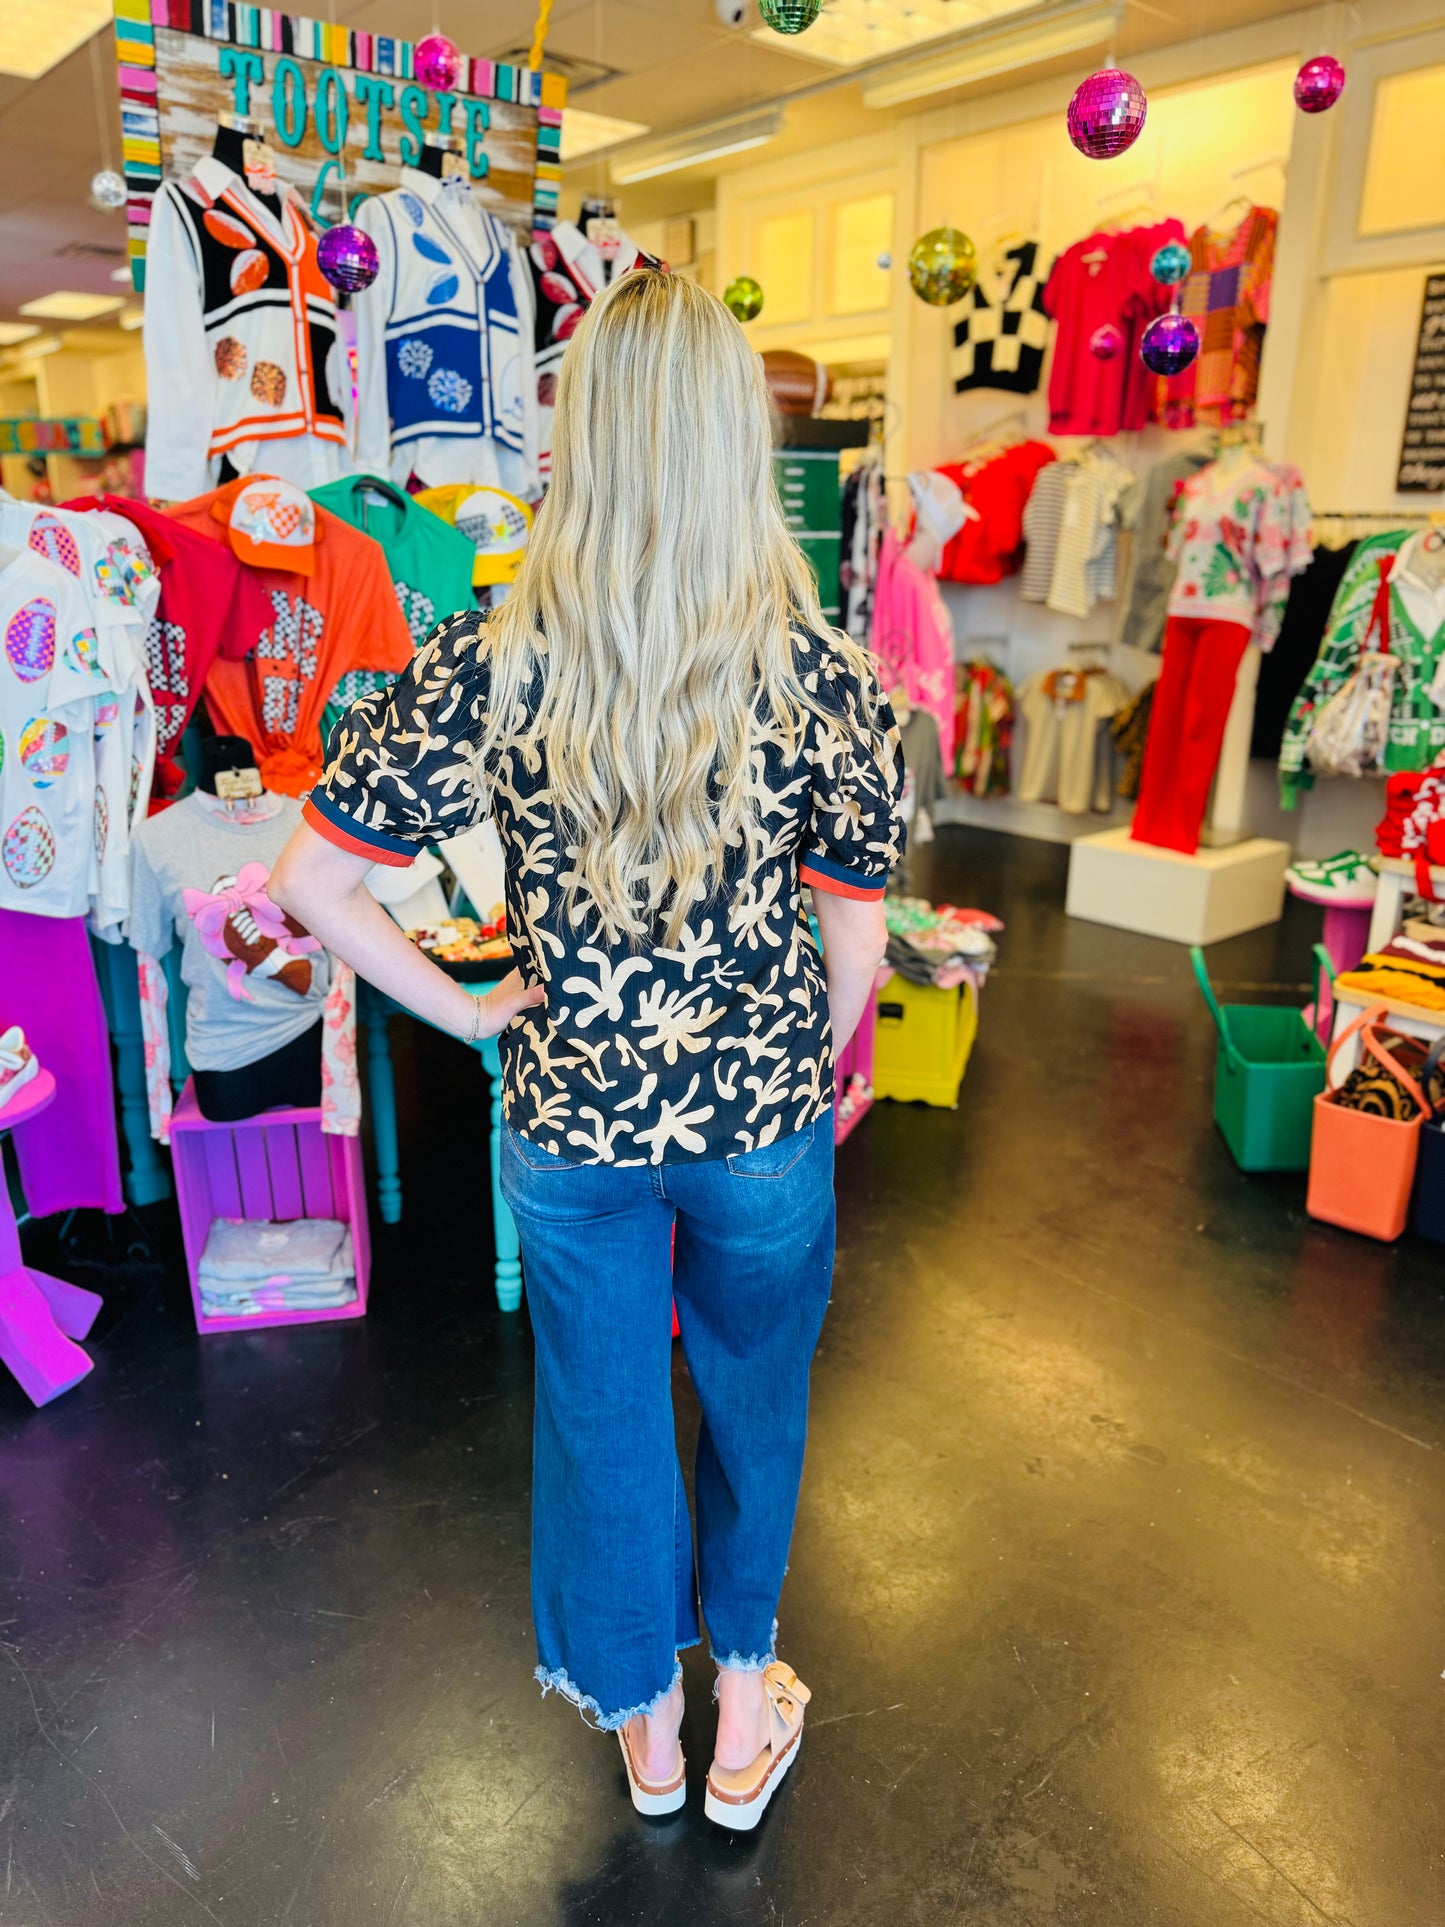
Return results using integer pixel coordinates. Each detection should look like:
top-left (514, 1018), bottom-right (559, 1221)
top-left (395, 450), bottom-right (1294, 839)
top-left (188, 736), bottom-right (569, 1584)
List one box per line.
top-left (479, 267), bottom-right (871, 946)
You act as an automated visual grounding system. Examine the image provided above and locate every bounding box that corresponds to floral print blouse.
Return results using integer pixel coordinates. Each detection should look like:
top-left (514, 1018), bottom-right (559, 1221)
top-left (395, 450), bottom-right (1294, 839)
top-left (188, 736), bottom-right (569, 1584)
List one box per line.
top-left (1164, 457), bottom-right (1311, 647)
top-left (304, 612), bottom-right (904, 1165)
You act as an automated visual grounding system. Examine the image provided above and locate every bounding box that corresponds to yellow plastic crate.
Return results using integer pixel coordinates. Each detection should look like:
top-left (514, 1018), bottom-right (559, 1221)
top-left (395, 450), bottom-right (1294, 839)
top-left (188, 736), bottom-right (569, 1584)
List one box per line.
top-left (872, 976), bottom-right (978, 1109)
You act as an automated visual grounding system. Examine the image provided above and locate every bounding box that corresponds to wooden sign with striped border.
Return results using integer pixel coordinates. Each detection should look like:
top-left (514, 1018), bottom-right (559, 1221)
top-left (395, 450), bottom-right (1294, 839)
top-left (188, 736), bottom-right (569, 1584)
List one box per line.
top-left (113, 1), bottom-right (566, 291)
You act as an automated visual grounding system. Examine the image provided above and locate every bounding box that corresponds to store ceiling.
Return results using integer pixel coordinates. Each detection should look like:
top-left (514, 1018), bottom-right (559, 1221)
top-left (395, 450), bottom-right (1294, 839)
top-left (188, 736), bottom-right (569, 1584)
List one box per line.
top-left (0, 0), bottom-right (1296, 334)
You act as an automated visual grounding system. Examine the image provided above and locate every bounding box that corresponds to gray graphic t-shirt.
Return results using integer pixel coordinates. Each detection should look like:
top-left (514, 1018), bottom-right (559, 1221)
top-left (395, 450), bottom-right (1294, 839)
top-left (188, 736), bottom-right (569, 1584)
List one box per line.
top-left (127, 791), bottom-right (330, 1072)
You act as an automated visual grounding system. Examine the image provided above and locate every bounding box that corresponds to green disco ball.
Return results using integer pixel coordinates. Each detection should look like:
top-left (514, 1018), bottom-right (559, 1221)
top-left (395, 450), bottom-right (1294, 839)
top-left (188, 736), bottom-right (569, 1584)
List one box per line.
top-left (908, 227), bottom-right (977, 307)
top-left (758, 0), bottom-right (823, 34)
top-left (724, 275), bottom-right (764, 322)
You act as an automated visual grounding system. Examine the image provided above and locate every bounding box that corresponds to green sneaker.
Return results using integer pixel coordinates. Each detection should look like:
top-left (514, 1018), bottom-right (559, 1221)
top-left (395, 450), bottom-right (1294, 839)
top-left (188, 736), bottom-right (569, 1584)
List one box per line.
top-left (1285, 851), bottom-right (1377, 908)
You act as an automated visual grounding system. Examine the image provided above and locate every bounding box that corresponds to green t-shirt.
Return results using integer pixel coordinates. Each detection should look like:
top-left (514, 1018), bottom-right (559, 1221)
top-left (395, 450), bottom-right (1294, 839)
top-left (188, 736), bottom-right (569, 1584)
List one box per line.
top-left (310, 475), bottom-right (477, 745)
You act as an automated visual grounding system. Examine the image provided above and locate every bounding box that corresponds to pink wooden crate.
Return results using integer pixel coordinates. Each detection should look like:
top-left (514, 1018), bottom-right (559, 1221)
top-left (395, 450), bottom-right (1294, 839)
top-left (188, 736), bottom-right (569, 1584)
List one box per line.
top-left (169, 1081), bottom-right (370, 1335)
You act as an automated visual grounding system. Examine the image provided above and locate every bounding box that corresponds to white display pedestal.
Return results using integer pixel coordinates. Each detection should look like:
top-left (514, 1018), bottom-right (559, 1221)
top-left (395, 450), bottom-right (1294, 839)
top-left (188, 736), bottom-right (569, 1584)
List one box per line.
top-left (1066, 827), bottom-right (1290, 945)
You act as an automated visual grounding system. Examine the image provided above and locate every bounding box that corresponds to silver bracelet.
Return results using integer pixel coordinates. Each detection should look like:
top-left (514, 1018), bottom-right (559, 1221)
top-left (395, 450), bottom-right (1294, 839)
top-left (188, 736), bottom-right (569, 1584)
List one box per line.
top-left (466, 995), bottom-right (484, 1045)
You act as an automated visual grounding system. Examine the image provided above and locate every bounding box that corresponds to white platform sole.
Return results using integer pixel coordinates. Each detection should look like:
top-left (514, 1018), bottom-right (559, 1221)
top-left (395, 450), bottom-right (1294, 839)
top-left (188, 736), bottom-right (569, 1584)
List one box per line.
top-left (618, 1732), bottom-right (687, 1816)
top-left (703, 1729), bottom-right (800, 1831)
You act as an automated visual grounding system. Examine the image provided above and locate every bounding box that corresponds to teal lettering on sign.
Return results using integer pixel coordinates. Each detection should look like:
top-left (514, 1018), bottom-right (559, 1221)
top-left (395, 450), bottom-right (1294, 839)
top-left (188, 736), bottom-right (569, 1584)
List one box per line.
top-left (218, 48), bottom-right (263, 117)
top-left (272, 57), bottom-right (307, 148)
top-left (315, 66), bottom-right (348, 154)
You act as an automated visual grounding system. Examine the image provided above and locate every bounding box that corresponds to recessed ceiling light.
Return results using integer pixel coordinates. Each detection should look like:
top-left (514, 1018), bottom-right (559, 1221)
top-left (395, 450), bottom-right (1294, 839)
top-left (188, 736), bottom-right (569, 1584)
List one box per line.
top-left (0, 323), bottom-right (41, 346)
top-left (560, 109), bottom-right (652, 163)
top-left (118, 307), bottom-right (144, 332)
top-left (0, 0), bottom-right (112, 81)
top-left (18, 291), bottom-right (125, 320)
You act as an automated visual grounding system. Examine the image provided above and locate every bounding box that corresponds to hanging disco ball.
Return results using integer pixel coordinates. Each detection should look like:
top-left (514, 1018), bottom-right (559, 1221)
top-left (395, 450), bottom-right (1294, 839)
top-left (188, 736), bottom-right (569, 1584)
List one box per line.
top-left (1089, 323), bottom-right (1124, 361)
top-left (1140, 310), bottom-right (1199, 377)
top-left (1150, 240), bottom-right (1191, 287)
top-left (907, 227), bottom-right (977, 308)
top-left (1294, 54), bottom-right (1346, 114)
top-left (723, 276), bottom-right (764, 322)
top-left (90, 169), bottom-right (128, 211)
top-left (414, 32), bottom-right (462, 91)
top-left (1067, 68), bottom-right (1148, 160)
top-left (757, 0), bottom-right (823, 32)
top-left (317, 223), bottom-right (380, 294)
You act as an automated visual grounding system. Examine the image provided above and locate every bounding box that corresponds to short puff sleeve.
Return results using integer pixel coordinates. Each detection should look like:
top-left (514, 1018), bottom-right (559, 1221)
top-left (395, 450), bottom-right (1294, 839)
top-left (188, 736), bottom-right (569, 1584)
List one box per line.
top-left (799, 643), bottom-right (906, 901)
top-left (302, 612), bottom-right (490, 867)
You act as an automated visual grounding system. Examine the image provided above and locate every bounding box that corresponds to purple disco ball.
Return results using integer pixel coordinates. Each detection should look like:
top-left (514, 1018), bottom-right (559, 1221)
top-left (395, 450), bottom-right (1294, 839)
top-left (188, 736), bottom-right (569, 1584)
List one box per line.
top-left (1067, 68), bottom-right (1148, 160)
top-left (1089, 323), bottom-right (1124, 361)
top-left (317, 223), bottom-right (380, 294)
top-left (1150, 240), bottom-right (1191, 287)
top-left (1294, 54), bottom-right (1346, 114)
top-left (414, 31), bottom-right (462, 92)
top-left (1140, 310), bottom-right (1199, 377)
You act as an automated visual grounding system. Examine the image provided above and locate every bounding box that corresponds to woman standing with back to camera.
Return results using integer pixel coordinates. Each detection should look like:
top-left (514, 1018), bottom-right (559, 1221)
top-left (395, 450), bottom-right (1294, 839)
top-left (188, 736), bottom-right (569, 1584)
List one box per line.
top-left (271, 269), bottom-right (903, 1828)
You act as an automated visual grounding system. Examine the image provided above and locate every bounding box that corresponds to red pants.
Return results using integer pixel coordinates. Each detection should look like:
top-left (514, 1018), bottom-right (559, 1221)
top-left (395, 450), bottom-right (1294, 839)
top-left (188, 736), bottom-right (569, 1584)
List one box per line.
top-left (1131, 615), bottom-right (1252, 855)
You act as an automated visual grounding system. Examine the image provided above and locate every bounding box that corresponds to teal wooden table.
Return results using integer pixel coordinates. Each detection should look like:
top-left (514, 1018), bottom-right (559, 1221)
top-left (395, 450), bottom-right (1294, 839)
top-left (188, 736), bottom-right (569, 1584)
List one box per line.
top-left (358, 981), bottom-right (522, 1312)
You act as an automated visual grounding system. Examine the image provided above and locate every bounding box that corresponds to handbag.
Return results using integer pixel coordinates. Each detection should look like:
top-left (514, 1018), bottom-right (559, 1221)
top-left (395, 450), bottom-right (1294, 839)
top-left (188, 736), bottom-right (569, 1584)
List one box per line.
top-left (1305, 557), bottom-right (1397, 780)
top-left (1307, 1004), bottom-right (1428, 1240)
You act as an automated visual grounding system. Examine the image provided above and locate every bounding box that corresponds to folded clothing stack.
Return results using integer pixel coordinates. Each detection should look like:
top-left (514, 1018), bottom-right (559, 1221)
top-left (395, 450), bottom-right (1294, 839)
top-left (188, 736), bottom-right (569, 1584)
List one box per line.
top-left (198, 1217), bottom-right (356, 1319)
top-left (1334, 923), bottom-right (1445, 1015)
top-left (883, 897), bottom-right (1004, 989)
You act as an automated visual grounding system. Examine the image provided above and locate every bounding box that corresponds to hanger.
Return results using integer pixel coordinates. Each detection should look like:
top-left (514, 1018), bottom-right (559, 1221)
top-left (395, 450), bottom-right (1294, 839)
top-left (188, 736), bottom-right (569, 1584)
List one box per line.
top-left (1203, 192), bottom-right (1255, 232)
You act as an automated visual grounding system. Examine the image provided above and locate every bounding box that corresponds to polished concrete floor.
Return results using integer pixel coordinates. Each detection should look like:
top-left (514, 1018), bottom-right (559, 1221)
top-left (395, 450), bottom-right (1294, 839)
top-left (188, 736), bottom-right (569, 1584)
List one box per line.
top-left (3, 825), bottom-right (1443, 1927)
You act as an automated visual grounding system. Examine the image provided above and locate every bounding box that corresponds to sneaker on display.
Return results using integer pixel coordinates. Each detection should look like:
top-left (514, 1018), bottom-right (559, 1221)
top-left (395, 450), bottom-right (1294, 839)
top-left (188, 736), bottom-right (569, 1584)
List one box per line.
top-left (1284, 851), bottom-right (1378, 908)
top-left (0, 1026), bottom-right (40, 1113)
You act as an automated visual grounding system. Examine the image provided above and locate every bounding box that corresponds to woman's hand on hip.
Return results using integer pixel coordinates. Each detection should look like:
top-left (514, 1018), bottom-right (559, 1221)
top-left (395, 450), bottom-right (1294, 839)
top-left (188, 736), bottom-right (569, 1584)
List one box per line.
top-left (467, 969), bottom-right (546, 1041)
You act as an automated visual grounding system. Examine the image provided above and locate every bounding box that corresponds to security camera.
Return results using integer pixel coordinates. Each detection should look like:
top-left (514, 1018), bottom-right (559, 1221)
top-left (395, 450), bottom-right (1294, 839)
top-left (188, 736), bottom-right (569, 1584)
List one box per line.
top-left (715, 0), bottom-right (750, 27)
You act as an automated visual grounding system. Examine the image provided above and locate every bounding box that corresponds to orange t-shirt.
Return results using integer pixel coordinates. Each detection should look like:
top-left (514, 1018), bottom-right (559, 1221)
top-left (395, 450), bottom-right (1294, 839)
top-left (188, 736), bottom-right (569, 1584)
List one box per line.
top-left (167, 477), bottom-right (413, 795)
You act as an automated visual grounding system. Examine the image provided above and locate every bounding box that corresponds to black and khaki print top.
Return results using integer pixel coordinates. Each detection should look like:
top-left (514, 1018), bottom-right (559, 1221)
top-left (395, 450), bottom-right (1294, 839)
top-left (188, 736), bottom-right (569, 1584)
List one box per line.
top-left (305, 612), bottom-right (904, 1166)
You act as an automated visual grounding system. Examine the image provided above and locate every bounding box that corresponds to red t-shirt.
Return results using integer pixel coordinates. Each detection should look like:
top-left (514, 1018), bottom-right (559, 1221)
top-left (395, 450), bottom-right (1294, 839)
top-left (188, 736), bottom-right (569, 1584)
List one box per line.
top-left (64, 494), bottom-right (275, 804)
top-left (1042, 220), bottom-right (1185, 435)
top-left (937, 441), bottom-right (1056, 584)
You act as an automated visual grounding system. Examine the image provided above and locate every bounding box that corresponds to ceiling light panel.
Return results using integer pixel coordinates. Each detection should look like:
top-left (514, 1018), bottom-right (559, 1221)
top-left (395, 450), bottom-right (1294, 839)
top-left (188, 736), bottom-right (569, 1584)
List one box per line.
top-left (560, 109), bottom-right (652, 163)
top-left (0, 323), bottom-right (42, 346)
top-left (756, 0), bottom-right (1045, 69)
top-left (611, 109), bottom-right (784, 185)
top-left (18, 292), bottom-right (125, 320)
top-left (0, 0), bottom-right (111, 81)
top-left (862, 0), bottom-right (1117, 106)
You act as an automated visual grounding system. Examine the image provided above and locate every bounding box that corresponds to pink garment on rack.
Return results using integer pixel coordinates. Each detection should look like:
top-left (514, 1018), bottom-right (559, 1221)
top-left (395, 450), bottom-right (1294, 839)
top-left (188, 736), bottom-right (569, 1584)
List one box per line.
top-left (870, 528), bottom-right (955, 768)
top-left (0, 909), bottom-right (123, 1217)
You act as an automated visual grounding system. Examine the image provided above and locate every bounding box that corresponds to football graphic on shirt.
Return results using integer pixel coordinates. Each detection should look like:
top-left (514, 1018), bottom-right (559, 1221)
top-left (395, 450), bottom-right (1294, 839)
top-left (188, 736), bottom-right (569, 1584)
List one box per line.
top-left (183, 862), bottom-right (321, 1002)
top-left (6, 598), bottom-right (56, 682)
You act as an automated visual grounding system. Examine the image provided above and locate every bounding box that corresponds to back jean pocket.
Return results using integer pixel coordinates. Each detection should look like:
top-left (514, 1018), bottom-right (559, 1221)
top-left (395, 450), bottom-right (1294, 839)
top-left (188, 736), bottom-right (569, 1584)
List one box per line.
top-left (725, 1120), bottom-right (817, 1178)
top-left (504, 1122), bottom-right (577, 1172)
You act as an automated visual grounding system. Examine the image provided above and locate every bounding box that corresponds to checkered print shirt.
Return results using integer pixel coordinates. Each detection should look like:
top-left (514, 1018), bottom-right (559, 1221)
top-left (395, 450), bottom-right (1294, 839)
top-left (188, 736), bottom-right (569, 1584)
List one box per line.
top-left (951, 241), bottom-right (1052, 396)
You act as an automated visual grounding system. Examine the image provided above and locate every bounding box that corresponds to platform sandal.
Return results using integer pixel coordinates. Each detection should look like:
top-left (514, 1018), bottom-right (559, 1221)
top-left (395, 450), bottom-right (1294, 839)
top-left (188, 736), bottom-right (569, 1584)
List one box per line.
top-left (703, 1661), bottom-right (811, 1831)
top-left (617, 1725), bottom-right (687, 1817)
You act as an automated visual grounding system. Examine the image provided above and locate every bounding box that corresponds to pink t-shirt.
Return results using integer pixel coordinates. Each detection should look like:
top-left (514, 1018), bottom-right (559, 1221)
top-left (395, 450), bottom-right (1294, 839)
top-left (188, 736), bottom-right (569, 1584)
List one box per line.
top-left (1043, 220), bottom-right (1185, 435)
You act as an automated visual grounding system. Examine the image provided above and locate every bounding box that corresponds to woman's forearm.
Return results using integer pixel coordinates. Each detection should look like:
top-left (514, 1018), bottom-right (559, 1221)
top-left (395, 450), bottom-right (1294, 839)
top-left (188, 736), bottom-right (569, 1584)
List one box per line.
top-left (292, 874), bottom-right (478, 1037)
top-left (813, 890), bottom-right (889, 1051)
top-left (268, 821), bottom-right (544, 1042)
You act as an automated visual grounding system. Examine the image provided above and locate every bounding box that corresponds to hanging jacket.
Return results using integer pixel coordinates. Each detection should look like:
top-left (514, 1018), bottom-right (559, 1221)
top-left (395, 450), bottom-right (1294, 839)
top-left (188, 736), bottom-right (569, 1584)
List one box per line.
top-left (871, 529), bottom-right (956, 768)
top-left (144, 157), bottom-right (348, 502)
top-left (353, 169), bottom-right (538, 499)
top-left (1279, 531), bottom-right (1445, 806)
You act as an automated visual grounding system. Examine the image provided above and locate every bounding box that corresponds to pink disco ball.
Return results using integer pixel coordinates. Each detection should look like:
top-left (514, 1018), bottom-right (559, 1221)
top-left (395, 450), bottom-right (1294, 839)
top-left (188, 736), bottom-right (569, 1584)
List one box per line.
top-left (1140, 310), bottom-right (1199, 377)
top-left (1294, 54), bottom-right (1346, 114)
top-left (414, 32), bottom-right (462, 92)
top-left (1089, 323), bottom-right (1124, 361)
top-left (1067, 68), bottom-right (1148, 160)
top-left (317, 223), bottom-right (380, 294)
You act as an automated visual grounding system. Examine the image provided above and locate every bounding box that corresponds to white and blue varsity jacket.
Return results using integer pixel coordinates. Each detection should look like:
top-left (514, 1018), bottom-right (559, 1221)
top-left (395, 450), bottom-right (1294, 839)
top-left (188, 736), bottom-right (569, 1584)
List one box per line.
top-left (353, 169), bottom-right (539, 499)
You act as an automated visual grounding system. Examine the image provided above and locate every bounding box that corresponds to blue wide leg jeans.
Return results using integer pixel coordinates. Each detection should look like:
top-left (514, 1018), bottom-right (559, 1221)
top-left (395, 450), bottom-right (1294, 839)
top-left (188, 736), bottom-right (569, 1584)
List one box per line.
top-left (499, 1116), bottom-right (836, 1729)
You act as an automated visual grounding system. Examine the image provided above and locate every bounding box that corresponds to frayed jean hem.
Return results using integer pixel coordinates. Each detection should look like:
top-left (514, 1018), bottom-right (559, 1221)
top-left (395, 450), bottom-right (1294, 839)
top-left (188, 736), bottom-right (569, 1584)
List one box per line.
top-left (710, 1618), bottom-right (779, 1679)
top-left (534, 1656), bottom-right (683, 1733)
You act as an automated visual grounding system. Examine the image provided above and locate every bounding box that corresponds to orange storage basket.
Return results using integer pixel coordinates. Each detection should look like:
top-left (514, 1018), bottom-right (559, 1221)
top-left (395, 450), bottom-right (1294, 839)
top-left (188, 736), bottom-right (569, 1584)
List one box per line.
top-left (1306, 1005), bottom-right (1427, 1241)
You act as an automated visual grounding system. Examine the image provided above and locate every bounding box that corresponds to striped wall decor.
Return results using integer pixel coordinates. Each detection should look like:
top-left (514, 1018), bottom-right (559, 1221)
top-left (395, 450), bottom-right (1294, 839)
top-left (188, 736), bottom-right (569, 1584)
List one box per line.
top-left (116, 2), bottom-right (568, 283)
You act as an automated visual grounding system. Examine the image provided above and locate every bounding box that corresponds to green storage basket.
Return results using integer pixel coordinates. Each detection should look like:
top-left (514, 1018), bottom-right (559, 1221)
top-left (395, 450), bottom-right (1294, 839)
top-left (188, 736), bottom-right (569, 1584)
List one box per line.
top-left (1190, 944), bottom-right (1329, 1172)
